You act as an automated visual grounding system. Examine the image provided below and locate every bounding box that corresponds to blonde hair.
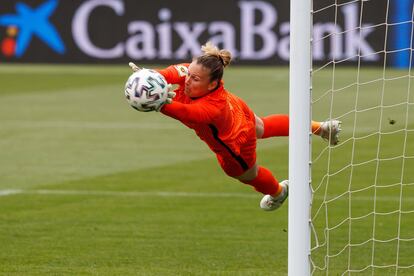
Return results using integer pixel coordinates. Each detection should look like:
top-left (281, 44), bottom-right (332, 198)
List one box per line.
top-left (200, 41), bottom-right (232, 67)
top-left (195, 42), bottom-right (232, 89)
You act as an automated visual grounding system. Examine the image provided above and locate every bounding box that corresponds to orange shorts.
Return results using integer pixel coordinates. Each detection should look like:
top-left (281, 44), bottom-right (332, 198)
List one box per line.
top-left (216, 133), bottom-right (257, 177)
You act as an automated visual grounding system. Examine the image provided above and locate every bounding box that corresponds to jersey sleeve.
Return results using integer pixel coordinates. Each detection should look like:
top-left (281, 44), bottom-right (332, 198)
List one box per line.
top-left (156, 63), bottom-right (189, 85)
top-left (160, 100), bottom-right (221, 124)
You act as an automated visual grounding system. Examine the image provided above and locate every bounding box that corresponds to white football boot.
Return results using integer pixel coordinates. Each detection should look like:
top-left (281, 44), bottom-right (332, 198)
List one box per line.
top-left (260, 180), bottom-right (289, 211)
top-left (319, 120), bottom-right (342, 146)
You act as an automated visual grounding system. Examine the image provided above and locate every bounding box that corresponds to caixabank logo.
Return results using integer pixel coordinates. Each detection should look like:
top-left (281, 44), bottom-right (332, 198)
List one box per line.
top-left (0, 0), bottom-right (409, 67)
top-left (0, 0), bottom-right (65, 58)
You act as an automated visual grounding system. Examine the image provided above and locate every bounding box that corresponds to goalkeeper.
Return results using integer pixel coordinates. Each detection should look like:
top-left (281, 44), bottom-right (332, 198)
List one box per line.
top-left (129, 42), bottom-right (341, 211)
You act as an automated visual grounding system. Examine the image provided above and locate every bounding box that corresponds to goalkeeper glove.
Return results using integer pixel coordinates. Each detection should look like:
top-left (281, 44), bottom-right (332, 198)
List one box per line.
top-left (129, 62), bottom-right (141, 72)
top-left (155, 84), bottom-right (176, 112)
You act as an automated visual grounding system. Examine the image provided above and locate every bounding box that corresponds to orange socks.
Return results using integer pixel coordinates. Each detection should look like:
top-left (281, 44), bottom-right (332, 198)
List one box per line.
top-left (312, 121), bottom-right (322, 135)
top-left (261, 114), bottom-right (322, 137)
top-left (240, 166), bottom-right (282, 196)
top-left (261, 114), bottom-right (289, 138)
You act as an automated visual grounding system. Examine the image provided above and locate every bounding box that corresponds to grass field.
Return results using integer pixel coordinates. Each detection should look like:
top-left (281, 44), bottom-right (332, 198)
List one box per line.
top-left (0, 64), bottom-right (413, 275)
top-left (311, 66), bottom-right (414, 275)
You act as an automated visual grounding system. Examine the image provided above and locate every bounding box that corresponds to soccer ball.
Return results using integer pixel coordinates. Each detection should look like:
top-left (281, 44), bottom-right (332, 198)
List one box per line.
top-left (124, 69), bottom-right (169, 112)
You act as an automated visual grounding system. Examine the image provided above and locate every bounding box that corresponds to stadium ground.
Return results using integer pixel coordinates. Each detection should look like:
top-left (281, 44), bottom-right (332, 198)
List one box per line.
top-left (0, 64), bottom-right (413, 275)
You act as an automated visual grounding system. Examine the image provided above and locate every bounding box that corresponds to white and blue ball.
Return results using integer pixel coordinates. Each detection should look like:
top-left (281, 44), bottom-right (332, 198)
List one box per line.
top-left (124, 69), bottom-right (168, 112)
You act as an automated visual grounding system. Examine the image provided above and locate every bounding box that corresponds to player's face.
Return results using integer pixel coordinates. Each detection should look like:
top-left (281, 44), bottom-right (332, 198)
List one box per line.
top-left (184, 62), bottom-right (218, 98)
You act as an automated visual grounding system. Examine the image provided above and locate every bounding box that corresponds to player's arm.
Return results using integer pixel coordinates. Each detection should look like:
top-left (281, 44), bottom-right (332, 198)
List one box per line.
top-left (161, 101), bottom-right (221, 124)
top-left (156, 64), bottom-right (189, 85)
top-left (129, 61), bottom-right (188, 84)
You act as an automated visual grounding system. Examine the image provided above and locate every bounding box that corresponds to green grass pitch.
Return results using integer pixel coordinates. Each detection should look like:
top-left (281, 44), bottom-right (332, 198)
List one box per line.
top-left (0, 64), bottom-right (413, 275)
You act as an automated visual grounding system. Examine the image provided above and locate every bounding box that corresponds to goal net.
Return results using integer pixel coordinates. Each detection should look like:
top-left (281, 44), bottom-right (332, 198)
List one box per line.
top-left (310, 0), bottom-right (414, 274)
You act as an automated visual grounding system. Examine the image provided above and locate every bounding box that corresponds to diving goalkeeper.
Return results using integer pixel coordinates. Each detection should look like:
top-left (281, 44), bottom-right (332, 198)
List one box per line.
top-left (128, 42), bottom-right (341, 211)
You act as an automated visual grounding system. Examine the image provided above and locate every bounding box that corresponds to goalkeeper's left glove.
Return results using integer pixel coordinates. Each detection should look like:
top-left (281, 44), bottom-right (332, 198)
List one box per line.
top-left (129, 62), bottom-right (141, 72)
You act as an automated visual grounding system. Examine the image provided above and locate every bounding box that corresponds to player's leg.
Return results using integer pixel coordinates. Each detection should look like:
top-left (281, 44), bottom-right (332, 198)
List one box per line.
top-left (234, 164), bottom-right (288, 211)
top-left (216, 139), bottom-right (281, 196)
top-left (217, 135), bottom-right (288, 211)
top-left (255, 114), bottom-right (289, 138)
top-left (233, 164), bottom-right (281, 196)
top-left (255, 114), bottom-right (341, 145)
top-left (235, 163), bottom-right (281, 195)
top-left (255, 114), bottom-right (321, 138)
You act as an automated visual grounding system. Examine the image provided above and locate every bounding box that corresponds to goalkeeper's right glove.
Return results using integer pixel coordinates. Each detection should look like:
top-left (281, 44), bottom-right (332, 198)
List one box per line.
top-left (155, 84), bottom-right (176, 112)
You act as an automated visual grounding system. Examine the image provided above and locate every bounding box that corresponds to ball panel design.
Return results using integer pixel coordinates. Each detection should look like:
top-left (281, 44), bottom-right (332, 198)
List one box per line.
top-left (124, 69), bottom-right (169, 112)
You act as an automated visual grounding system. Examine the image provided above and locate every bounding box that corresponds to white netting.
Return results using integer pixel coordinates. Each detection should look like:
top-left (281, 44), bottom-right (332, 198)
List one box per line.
top-left (310, 0), bottom-right (414, 274)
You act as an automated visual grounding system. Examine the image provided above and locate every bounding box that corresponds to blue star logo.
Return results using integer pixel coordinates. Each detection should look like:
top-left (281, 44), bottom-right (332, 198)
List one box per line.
top-left (0, 0), bottom-right (65, 57)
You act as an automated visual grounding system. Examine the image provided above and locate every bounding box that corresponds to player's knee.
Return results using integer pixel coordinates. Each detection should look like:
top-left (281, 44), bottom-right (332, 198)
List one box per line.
top-left (255, 115), bottom-right (264, 139)
top-left (233, 164), bottom-right (259, 182)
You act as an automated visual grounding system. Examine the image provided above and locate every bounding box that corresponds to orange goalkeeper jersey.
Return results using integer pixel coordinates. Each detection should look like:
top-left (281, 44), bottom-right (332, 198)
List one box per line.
top-left (158, 64), bottom-right (256, 163)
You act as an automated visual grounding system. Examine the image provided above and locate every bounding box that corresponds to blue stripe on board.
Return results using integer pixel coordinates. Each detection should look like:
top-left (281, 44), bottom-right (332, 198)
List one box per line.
top-left (390, 0), bottom-right (414, 68)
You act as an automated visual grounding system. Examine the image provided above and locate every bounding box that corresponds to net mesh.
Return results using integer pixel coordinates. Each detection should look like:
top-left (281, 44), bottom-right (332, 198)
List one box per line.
top-left (310, 0), bottom-right (414, 274)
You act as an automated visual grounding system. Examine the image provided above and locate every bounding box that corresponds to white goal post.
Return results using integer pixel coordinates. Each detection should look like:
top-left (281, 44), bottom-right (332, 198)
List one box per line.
top-left (289, 0), bottom-right (414, 275)
top-left (288, 0), bottom-right (312, 275)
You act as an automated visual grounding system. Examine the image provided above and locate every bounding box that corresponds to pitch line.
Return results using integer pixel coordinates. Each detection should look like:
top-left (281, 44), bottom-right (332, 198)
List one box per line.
top-left (0, 189), bottom-right (22, 196)
top-left (0, 189), bottom-right (413, 202)
top-left (0, 189), bottom-right (258, 198)
top-left (1, 121), bottom-right (180, 130)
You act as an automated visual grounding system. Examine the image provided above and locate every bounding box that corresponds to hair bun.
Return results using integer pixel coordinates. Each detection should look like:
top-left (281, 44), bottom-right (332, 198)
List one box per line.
top-left (201, 42), bottom-right (232, 67)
